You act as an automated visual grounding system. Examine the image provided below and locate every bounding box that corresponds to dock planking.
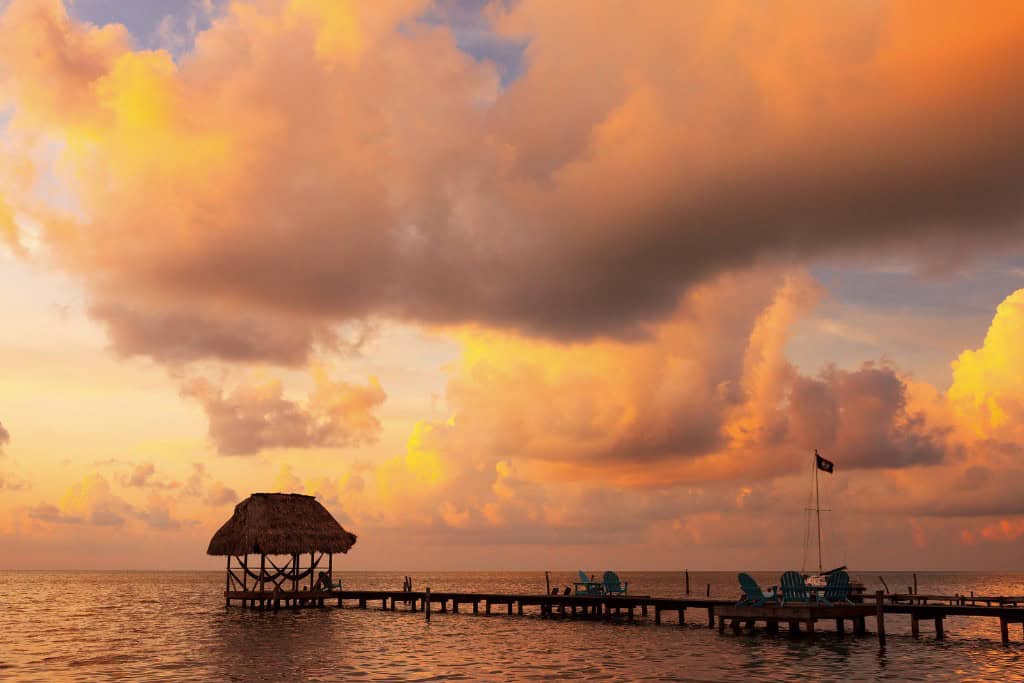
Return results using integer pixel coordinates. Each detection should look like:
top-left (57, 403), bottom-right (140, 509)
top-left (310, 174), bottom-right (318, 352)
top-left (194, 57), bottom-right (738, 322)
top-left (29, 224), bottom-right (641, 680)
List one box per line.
top-left (223, 587), bottom-right (1024, 645)
top-left (225, 588), bottom-right (723, 626)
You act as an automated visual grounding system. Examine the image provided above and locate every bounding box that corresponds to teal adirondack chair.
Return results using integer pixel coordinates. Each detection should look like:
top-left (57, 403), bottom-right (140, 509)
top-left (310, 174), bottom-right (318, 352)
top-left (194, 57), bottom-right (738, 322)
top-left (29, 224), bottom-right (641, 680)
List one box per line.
top-left (824, 571), bottom-right (853, 604)
top-left (779, 571), bottom-right (810, 605)
top-left (737, 573), bottom-right (776, 606)
top-left (602, 571), bottom-right (628, 596)
top-left (574, 570), bottom-right (603, 596)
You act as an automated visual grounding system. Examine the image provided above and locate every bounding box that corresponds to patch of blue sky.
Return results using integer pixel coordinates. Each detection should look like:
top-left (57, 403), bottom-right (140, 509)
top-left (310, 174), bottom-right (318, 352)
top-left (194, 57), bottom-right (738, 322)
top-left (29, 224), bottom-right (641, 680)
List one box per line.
top-left (416, 0), bottom-right (527, 87)
top-left (67, 0), bottom-right (226, 57)
top-left (787, 254), bottom-right (1024, 388)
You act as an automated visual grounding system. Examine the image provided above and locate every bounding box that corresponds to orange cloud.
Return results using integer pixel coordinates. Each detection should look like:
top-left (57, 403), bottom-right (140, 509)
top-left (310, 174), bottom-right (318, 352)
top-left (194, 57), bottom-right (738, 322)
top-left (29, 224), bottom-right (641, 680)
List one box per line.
top-left (1, 1), bottom-right (1023, 365)
top-left (181, 367), bottom-right (386, 455)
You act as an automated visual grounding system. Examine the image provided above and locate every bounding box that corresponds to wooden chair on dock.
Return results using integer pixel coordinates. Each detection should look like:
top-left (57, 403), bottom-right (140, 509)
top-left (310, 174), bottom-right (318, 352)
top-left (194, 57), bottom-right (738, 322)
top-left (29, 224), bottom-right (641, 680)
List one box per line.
top-left (602, 571), bottom-right (628, 596)
top-left (574, 570), bottom-right (604, 596)
top-left (779, 571), bottom-right (811, 606)
top-left (737, 573), bottom-right (777, 607)
top-left (824, 571), bottom-right (853, 604)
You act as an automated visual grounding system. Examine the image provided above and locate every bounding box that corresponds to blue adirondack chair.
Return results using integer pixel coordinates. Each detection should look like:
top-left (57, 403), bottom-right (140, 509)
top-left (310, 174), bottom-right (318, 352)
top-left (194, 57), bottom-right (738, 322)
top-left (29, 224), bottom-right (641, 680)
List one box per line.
top-left (736, 572), bottom-right (776, 606)
top-left (779, 571), bottom-right (811, 606)
top-left (824, 570), bottom-right (853, 604)
top-left (602, 571), bottom-right (628, 596)
top-left (574, 570), bottom-right (603, 596)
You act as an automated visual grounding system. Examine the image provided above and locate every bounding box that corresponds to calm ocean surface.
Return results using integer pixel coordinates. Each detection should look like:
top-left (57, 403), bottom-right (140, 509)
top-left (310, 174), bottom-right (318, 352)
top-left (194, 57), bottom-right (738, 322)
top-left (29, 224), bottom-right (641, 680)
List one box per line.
top-left (2, 570), bottom-right (1023, 682)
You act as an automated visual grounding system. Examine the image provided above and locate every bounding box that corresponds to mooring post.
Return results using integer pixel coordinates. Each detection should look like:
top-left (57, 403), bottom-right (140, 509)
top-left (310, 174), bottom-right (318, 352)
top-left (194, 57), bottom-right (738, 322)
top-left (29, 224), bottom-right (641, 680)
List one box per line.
top-left (875, 590), bottom-right (886, 647)
top-left (425, 587), bottom-right (431, 622)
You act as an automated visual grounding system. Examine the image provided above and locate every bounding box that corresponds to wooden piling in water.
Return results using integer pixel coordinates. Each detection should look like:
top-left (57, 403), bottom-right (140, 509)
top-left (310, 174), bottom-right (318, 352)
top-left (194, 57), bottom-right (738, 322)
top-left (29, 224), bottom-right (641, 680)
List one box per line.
top-left (875, 591), bottom-right (886, 646)
top-left (425, 587), bottom-right (431, 622)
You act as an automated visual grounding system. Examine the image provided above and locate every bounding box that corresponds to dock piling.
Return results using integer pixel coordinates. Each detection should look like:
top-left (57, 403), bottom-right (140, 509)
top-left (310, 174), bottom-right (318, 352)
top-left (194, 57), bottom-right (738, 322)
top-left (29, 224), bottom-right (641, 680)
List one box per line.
top-left (875, 591), bottom-right (886, 647)
top-left (425, 587), bottom-right (431, 622)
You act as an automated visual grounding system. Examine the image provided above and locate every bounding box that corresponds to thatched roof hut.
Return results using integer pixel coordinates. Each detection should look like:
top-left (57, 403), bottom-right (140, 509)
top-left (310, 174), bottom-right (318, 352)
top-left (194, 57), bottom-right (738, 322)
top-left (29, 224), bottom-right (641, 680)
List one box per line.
top-left (207, 492), bottom-right (357, 556)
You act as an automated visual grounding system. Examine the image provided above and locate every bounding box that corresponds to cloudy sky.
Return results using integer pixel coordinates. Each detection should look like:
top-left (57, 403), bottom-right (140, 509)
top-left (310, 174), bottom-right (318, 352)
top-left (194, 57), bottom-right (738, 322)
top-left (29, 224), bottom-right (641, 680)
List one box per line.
top-left (1, 0), bottom-right (1024, 570)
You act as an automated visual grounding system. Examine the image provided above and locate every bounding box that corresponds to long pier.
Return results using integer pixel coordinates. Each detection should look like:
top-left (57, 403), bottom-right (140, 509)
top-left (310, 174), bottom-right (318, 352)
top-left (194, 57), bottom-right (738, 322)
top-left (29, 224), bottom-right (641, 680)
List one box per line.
top-left (225, 588), bottom-right (1024, 645)
top-left (226, 588), bottom-right (728, 626)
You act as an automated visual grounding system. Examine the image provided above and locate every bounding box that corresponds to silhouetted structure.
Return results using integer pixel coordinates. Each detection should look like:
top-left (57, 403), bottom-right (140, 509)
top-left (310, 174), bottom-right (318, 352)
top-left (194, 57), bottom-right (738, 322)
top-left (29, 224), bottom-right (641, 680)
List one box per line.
top-left (208, 492), bottom-right (356, 607)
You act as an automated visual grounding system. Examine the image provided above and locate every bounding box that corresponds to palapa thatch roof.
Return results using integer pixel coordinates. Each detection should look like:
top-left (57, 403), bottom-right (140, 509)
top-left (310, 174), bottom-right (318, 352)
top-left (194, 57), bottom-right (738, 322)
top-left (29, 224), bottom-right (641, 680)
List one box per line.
top-left (207, 493), bottom-right (357, 556)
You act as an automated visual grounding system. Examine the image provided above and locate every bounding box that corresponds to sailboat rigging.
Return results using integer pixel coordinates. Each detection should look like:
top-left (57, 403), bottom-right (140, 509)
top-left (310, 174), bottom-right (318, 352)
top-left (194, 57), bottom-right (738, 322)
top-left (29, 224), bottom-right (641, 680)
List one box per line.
top-left (803, 449), bottom-right (841, 586)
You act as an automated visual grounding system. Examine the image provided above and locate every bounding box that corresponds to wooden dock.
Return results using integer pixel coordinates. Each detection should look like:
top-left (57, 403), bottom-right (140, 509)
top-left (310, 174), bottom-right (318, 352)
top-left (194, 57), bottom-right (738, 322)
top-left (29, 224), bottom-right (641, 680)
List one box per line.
top-left (226, 588), bottom-right (728, 626)
top-left (224, 587), bottom-right (1024, 645)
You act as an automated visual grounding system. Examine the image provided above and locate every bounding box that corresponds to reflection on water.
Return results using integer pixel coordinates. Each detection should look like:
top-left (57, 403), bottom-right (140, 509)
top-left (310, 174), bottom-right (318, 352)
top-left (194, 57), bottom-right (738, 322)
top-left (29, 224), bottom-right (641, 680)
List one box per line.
top-left (1, 571), bottom-right (1022, 681)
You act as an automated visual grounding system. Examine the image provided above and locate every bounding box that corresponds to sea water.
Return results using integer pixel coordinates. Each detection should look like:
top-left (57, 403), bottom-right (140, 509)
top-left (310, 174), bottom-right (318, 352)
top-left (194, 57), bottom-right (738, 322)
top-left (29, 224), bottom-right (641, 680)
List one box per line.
top-left (2, 571), bottom-right (1023, 681)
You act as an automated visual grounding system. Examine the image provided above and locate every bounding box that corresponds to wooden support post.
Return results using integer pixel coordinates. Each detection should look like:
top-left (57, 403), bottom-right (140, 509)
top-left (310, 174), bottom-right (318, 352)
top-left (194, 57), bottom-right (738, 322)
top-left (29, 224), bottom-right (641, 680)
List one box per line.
top-left (788, 619), bottom-right (799, 634)
top-left (225, 555), bottom-right (231, 606)
top-left (641, 604), bottom-right (648, 617)
top-left (836, 618), bottom-right (845, 634)
top-left (452, 600), bottom-right (459, 614)
top-left (260, 554), bottom-right (266, 607)
top-left (485, 600), bottom-right (491, 615)
top-left (875, 591), bottom-right (886, 647)
top-left (706, 583), bottom-right (711, 597)
top-left (806, 620), bottom-right (815, 634)
top-left (509, 601), bottom-right (515, 615)
top-left (425, 588), bottom-right (431, 622)
top-left (708, 607), bottom-right (715, 629)
top-left (545, 571), bottom-right (550, 596)
top-left (1000, 617), bottom-right (1009, 645)
top-left (913, 573), bottom-right (918, 595)
top-left (934, 616), bottom-right (944, 640)
top-left (718, 616), bottom-right (726, 633)
top-left (655, 606), bottom-right (661, 625)
top-left (328, 553), bottom-right (333, 587)
top-left (766, 620), bottom-right (778, 634)
top-left (911, 614), bottom-right (919, 638)
top-left (359, 597), bottom-right (366, 609)
top-left (685, 569), bottom-right (690, 595)
top-left (854, 617), bottom-right (866, 635)
top-left (678, 608), bottom-right (685, 625)
top-left (473, 601), bottom-right (478, 614)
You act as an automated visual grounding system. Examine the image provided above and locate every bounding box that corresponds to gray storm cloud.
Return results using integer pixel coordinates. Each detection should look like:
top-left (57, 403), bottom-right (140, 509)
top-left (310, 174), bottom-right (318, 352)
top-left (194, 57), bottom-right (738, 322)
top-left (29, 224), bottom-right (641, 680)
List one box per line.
top-left (0, 1), bottom-right (1023, 364)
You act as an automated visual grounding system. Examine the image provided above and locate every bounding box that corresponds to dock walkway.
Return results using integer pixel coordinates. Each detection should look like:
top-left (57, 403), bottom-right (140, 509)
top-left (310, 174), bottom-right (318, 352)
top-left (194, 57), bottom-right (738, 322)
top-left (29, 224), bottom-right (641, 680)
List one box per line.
top-left (224, 588), bottom-right (1024, 645)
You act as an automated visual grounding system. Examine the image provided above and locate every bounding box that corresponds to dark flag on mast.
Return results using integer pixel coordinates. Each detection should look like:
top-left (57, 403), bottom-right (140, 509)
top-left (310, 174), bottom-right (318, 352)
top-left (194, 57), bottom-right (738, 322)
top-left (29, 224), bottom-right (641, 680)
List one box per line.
top-left (815, 449), bottom-right (834, 474)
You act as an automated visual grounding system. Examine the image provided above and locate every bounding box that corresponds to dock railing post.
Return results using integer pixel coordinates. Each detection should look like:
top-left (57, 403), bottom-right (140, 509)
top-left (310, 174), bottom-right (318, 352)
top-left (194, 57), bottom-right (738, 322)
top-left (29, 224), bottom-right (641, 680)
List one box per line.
top-left (875, 590), bottom-right (886, 647)
top-left (425, 587), bottom-right (431, 622)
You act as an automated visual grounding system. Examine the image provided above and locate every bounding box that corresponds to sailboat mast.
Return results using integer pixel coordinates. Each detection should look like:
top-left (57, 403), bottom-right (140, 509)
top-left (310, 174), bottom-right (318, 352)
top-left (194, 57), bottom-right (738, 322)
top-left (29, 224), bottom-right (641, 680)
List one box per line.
top-left (814, 455), bottom-right (823, 573)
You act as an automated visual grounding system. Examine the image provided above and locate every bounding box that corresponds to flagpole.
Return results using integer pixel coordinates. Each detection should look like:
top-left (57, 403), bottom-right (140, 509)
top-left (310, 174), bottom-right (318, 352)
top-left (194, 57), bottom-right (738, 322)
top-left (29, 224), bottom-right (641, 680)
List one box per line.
top-left (815, 451), bottom-right (823, 573)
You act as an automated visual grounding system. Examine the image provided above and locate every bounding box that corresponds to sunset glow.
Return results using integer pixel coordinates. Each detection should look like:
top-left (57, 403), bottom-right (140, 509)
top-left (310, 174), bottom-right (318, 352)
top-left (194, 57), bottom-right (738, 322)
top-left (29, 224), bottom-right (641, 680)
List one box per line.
top-left (2, 0), bottom-right (1024, 572)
